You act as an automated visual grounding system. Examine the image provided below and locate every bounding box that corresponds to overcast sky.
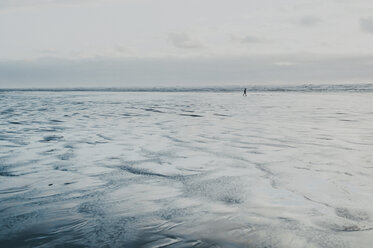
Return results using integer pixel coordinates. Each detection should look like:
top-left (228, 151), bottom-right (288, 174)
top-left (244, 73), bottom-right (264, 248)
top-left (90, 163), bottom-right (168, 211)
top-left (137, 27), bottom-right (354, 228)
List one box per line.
top-left (1, 0), bottom-right (373, 87)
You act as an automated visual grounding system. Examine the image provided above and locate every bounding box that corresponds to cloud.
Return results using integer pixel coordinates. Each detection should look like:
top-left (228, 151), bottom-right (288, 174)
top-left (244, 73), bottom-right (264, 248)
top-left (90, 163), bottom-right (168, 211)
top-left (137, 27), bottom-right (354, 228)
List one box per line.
top-left (297, 15), bottom-right (322, 27)
top-left (274, 61), bottom-right (297, 66)
top-left (230, 34), bottom-right (267, 44)
top-left (34, 49), bottom-right (59, 55)
top-left (113, 44), bottom-right (135, 55)
top-left (360, 18), bottom-right (373, 34)
top-left (0, 0), bottom-right (122, 11)
top-left (168, 33), bottom-right (203, 49)
top-left (0, 0), bottom-right (84, 8)
top-left (1, 55), bottom-right (373, 88)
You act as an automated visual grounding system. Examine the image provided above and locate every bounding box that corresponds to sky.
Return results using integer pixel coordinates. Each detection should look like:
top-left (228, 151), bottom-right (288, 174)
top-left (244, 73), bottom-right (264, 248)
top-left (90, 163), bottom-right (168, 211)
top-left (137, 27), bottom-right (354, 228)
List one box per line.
top-left (1, 0), bottom-right (373, 88)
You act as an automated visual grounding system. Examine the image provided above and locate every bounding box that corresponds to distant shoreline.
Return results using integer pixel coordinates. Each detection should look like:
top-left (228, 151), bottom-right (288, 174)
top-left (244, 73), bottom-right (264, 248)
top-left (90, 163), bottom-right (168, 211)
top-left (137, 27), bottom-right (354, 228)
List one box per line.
top-left (1, 83), bottom-right (373, 93)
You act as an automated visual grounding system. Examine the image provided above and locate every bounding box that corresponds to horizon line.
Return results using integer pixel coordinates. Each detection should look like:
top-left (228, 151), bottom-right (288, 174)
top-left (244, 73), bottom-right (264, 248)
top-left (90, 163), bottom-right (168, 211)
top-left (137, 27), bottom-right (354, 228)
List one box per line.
top-left (1, 83), bottom-right (373, 92)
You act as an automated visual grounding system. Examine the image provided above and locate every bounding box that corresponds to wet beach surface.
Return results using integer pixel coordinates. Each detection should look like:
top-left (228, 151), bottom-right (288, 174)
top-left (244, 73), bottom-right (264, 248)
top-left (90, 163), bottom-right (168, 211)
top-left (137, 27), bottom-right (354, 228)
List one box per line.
top-left (1, 91), bottom-right (373, 247)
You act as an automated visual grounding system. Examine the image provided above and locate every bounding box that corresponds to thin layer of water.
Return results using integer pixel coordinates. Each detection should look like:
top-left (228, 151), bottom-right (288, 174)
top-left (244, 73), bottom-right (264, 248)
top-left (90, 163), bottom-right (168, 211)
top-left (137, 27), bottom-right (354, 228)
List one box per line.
top-left (0, 91), bottom-right (373, 247)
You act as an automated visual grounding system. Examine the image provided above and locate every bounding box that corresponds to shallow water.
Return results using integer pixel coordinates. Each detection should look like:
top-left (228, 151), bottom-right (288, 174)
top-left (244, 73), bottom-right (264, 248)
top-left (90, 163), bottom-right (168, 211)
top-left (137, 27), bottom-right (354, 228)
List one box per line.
top-left (0, 91), bottom-right (373, 247)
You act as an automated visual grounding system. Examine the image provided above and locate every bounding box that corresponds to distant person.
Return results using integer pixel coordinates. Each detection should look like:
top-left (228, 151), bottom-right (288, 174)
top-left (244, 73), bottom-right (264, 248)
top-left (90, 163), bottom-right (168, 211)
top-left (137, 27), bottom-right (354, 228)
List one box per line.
top-left (243, 88), bottom-right (247, 96)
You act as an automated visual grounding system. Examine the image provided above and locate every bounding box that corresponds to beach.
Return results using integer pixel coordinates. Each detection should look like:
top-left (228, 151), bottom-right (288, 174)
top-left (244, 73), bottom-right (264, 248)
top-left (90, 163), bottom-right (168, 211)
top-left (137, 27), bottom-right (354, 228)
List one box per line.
top-left (1, 89), bottom-right (373, 247)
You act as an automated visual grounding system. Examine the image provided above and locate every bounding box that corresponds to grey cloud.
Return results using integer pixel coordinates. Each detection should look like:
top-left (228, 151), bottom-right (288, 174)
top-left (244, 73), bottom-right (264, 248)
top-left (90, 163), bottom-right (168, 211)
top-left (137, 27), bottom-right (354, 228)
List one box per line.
top-left (168, 33), bottom-right (203, 49)
top-left (1, 55), bottom-right (373, 88)
top-left (360, 18), bottom-right (373, 34)
top-left (34, 49), bottom-right (58, 55)
top-left (114, 44), bottom-right (133, 54)
top-left (230, 34), bottom-right (267, 43)
top-left (297, 15), bottom-right (322, 27)
top-left (0, 0), bottom-right (111, 10)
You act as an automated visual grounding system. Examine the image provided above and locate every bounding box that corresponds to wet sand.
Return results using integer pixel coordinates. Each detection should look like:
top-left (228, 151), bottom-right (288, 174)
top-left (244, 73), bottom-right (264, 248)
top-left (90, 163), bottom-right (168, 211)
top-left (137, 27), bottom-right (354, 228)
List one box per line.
top-left (1, 91), bottom-right (373, 247)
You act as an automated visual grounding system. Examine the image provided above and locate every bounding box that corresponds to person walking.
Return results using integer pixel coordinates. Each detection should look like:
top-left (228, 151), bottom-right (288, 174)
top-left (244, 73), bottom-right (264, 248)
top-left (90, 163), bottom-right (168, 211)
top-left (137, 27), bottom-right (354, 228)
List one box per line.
top-left (243, 88), bottom-right (247, 96)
